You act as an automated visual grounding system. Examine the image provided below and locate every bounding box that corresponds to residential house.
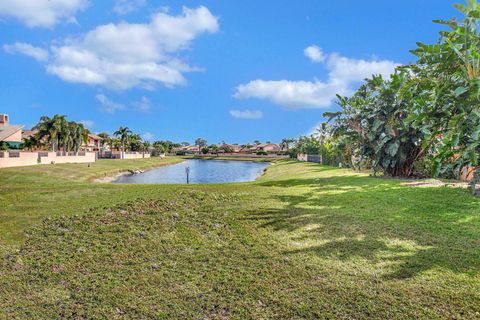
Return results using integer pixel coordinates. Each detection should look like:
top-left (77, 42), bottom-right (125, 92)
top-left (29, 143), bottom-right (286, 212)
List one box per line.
top-left (256, 143), bottom-right (282, 153)
top-left (173, 145), bottom-right (200, 154)
top-left (0, 114), bottom-right (24, 149)
top-left (22, 129), bottom-right (37, 140)
top-left (82, 134), bottom-right (104, 152)
top-left (230, 144), bottom-right (242, 153)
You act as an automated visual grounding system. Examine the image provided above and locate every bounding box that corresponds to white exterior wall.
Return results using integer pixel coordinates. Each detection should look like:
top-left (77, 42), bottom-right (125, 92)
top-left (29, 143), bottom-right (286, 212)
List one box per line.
top-left (111, 152), bottom-right (150, 159)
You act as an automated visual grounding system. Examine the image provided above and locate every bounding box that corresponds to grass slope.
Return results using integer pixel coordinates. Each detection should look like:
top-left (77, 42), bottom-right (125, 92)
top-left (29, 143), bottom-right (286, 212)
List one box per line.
top-left (0, 157), bottom-right (183, 246)
top-left (1, 159), bottom-right (479, 318)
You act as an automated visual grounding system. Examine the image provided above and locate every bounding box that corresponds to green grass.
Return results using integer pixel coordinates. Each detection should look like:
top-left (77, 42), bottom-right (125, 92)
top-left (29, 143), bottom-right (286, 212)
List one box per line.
top-left (1, 158), bottom-right (479, 318)
top-left (0, 157), bottom-right (183, 246)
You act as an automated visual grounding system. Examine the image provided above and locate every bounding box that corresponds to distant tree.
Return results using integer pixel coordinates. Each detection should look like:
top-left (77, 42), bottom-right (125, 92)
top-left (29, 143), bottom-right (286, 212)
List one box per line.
top-left (152, 141), bottom-right (166, 156)
top-left (97, 132), bottom-right (109, 140)
top-left (221, 145), bottom-right (234, 153)
top-left (142, 141), bottom-right (151, 154)
top-left (33, 115), bottom-right (88, 153)
top-left (209, 144), bottom-right (219, 155)
top-left (314, 122), bottom-right (329, 165)
top-left (281, 138), bottom-right (294, 151)
top-left (34, 114), bottom-right (66, 152)
top-left (195, 138), bottom-right (208, 153)
top-left (128, 134), bottom-right (143, 152)
top-left (22, 136), bottom-right (41, 151)
top-left (114, 127), bottom-right (132, 159)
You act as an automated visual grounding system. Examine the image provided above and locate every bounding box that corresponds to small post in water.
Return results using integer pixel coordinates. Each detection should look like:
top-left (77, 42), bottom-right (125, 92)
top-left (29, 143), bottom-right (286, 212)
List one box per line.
top-left (185, 166), bottom-right (190, 184)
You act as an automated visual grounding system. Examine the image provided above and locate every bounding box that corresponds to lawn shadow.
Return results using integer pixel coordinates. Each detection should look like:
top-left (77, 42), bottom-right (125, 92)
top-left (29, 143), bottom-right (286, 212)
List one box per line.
top-left (246, 175), bottom-right (480, 280)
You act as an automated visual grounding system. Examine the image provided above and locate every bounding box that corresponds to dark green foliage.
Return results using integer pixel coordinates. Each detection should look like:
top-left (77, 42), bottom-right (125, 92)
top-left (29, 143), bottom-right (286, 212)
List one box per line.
top-left (326, 1), bottom-right (480, 184)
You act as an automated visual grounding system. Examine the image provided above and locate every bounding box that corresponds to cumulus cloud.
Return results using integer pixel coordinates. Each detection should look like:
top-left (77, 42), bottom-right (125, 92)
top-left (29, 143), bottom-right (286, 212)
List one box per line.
top-left (3, 42), bottom-right (49, 62)
top-left (235, 80), bottom-right (349, 109)
top-left (96, 94), bottom-right (125, 114)
top-left (235, 47), bottom-right (400, 109)
top-left (133, 96), bottom-right (152, 112)
top-left (14, 6), bottom-right (218, 90)
top-left (0, 0), bottom-right (88, 28)
top-left (113, 0), bottom-right (146, 15)
top-left (230, 109), bottom-right (263, 120)
top-left (304, 45), bottom-right (325, 63)
top-left (326, 53), bottom-right (399, 83)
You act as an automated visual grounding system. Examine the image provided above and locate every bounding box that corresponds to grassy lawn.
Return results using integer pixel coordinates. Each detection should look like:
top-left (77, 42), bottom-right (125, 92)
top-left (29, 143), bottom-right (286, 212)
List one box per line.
top-left (1, 158), bottom-right (479, 318)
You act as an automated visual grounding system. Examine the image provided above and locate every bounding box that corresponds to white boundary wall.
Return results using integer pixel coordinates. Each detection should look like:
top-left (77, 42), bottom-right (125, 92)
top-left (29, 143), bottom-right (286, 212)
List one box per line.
top-left (108, 152), bottom-right (150, 159)
top-left (0, 152), bottom-right (96, 168)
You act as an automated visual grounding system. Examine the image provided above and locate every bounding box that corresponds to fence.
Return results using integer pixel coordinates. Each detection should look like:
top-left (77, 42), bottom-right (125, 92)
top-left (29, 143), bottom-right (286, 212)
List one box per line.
top-left (0, 152), bottom-right (96, 168)
top-left (98, 151), bottom-right (150, 160)
top-left (297, 154), bottom-right (322, 163)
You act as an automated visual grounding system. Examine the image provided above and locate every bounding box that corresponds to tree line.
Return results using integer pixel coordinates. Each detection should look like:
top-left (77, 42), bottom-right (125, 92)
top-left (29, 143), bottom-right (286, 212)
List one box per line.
top-left (289, 1), bottom-right (480, 193)
top-left (22, 115), bottom-right (151, 155)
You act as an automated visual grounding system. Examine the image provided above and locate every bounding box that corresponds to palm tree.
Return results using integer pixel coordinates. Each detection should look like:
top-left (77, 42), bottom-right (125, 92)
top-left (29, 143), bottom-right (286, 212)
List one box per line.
top-left (114, 126), bottom-right (132, 159)
top-left (142, 141), bottom-right (151, 156)
top-left (97, 132), bottom-right (110, 151)
top-left (281, 138), bottom-right (294, 152)
top-left (34, 114), bottom-right (66, 152)
top-left (314, 122), bottom-right (329, 165)
top-left (195, 138), bottom-right (207, 153)
top-left (71, 122), bottom-right (89, 153)
top-left (60, 121), bottom-right (73, 152)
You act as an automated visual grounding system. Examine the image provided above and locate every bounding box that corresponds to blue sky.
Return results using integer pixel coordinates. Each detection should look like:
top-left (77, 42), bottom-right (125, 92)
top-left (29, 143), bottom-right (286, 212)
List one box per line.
top-left (0, 0), bottom-right (457, 144)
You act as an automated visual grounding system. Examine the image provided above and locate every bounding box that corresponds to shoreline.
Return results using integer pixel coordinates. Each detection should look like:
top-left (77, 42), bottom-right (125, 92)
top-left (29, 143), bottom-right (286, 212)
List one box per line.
top-left (91, 158), bottom-right (186, 183)
top-left (94, 158), bottom-right (273, 184)
top-left (93, 171), bottom-right (132, 183)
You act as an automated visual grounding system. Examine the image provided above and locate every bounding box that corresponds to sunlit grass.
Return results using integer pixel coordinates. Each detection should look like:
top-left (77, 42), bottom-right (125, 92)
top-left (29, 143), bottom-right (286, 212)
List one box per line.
top-left (1, 158), bottom-right (479, 318)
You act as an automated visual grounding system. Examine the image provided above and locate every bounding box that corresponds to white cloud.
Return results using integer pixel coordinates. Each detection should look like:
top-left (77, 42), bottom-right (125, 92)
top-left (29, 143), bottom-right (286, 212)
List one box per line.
top-left (0, 0), bottom-right (88, 28)
top-left (79, 120), bottom-right (94, 129)
top-left (17, 6), bottom-right (218, 90)
top-left (235, 48), bottom-right (400, 109)
top-left (326, 53), bottom-right (399, 83)
top-left (96, 94), bottom-right (125, 114)
top-left (141, 132), bottom-right (155, 141)
top-left (235, 80), bottom-right (348, 109)
top-left (113, 0), bottom-right (146, 15)
top-left (230, 109), bottom-right (263, 120)
top-left (3, 42), bottom-right (49, 62)
top-left (304, 45), bottom-right (325, 63)
top-left (133, 96), bottom-right (151, 112)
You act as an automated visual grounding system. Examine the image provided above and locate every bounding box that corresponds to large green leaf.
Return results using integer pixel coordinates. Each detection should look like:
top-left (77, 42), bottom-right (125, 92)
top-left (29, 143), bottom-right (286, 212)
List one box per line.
top-left (386, 140), bottom-right (400, 157)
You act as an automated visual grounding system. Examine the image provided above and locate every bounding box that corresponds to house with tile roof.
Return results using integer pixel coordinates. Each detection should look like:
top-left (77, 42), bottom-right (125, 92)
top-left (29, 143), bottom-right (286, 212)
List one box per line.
top-left (0, 114), bottom-right (24, 149)
top-left (82, 133), bottom-right (104, 152)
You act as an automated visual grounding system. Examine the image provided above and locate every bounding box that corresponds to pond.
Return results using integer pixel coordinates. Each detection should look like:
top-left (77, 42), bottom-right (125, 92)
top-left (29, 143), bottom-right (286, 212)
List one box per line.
top-left (113, 159), bottom-right (271, 184)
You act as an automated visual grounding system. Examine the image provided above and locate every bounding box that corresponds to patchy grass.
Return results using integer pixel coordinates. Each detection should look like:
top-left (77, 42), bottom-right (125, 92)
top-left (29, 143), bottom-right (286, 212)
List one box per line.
top-left (1, 159), bottom-right (479, 318)
top-left (0, 157), bottom-right (183, 246)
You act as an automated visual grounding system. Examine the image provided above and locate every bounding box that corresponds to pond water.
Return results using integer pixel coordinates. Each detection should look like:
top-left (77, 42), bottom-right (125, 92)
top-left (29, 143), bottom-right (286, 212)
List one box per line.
top-left (113, 159), bottom-right (270, 184)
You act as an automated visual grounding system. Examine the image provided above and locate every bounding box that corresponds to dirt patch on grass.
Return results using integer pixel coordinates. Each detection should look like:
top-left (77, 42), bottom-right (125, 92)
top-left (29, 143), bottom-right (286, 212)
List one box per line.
top-left (401, 179), bottom-right (468, 188)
